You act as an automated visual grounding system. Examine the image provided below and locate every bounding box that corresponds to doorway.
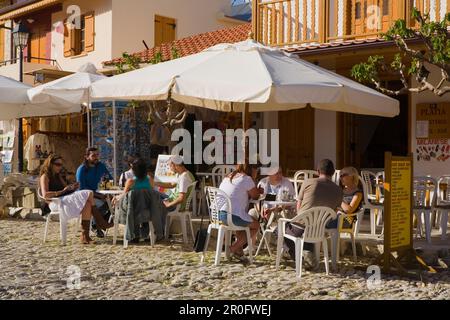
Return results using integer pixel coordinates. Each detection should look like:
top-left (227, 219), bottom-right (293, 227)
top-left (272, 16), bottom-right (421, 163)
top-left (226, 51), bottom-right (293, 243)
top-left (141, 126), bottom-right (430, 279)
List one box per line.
top-left (337, 83), bottom-right (409, 169)
top-left (278, 107), bottom-right (315, 173)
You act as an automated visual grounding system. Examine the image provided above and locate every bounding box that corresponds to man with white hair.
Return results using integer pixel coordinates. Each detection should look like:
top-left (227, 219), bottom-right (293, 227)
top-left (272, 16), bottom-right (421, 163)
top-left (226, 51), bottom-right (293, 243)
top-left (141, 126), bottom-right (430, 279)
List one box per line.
top-left (258, 166), bottom-right (295, 219)
top-left (155, 155), bottom-right (195, 211)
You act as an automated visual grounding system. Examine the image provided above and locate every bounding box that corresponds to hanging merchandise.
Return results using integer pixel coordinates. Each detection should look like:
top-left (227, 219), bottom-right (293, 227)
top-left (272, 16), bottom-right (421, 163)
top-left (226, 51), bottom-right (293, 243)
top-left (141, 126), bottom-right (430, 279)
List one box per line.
top-left (135, 106), bottom-right (152, 164)
top-left (91, 101), bottom-right (137, 183)
top-left (91, 102), bottom-right (115, 176)
top-left (24, 133), bottom-right (53, 172)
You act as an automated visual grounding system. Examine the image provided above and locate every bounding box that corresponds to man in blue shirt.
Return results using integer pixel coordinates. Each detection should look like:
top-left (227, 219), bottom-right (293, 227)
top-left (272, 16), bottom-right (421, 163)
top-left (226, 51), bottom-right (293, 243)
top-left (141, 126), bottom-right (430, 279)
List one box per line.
top-left (76, 147), bottom-right (113, 237)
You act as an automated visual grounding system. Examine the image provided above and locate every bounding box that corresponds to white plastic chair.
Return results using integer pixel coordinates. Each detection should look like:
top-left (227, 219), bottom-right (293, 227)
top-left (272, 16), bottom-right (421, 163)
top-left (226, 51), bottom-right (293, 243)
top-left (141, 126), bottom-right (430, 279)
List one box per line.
top-left (326, 208), bottom-right (365, 268)
top-left (413, 176), bottom-right (437, 244)
top-left (293, 170), bottom-right (318, 198)
top-left (165, 181), bottom-right (197, 244)
top-left (436, 175), bottom-right (450, 240)
top-left (38, 187), bottom-right (80, 246)
top-left (275, 207), bottom-right (337, 279)
top-left (360, 173), bottom-right (384, 236)
top-left (113, 196), bottom-right (156, 248)
top-left (211, 165), bottom-right (235, 187)
top-left (332, 170), bottom-right (341, 185)
top-left (202, 186), bottom-right (253, 266)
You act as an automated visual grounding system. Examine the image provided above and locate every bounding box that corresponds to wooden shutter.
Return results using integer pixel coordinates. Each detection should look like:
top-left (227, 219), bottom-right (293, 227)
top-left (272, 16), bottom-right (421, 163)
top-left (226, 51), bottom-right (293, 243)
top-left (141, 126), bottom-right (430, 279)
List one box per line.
top-left (64, 20), bottom-right (75, 57)
top-left (84, 12), bottom-right (95, 52)
top-left (155, 15), bottom-right (176, 47)
top-left (0, 27), bottom-right (4, 62)
top-left (154, 15), bottom-right (163, 46)
top-left (162, 17), bottom-right (176, 44)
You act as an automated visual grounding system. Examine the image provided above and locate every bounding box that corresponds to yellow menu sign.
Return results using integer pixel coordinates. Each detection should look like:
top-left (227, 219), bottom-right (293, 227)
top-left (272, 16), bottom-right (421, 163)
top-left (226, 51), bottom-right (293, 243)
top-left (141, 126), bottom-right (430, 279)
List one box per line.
top-left (384, 152), bottom-right (413, 255)
top-left (389, 160), bottom-right (412, 249)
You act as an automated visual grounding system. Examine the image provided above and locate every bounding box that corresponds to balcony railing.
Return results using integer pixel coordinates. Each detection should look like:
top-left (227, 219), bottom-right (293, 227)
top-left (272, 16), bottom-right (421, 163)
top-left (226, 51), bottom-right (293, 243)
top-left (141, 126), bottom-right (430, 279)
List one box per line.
top-left (252, 0), bottom-right (446, 47)
top-left (0, 56), bottom-right (58, 67)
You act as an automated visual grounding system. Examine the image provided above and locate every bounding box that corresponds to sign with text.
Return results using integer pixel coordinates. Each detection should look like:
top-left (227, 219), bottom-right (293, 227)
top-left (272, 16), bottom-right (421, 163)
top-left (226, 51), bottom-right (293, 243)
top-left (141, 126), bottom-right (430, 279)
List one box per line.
top-left (416, 103), bottom-right (450, 139)
top-left (384, 152), bottom-right (413, 253)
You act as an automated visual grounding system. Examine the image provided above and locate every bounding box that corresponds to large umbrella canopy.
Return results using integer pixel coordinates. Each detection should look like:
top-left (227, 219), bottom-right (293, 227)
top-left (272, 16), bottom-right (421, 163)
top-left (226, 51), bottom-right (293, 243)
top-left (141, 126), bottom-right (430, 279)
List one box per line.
top-left (90, 40), bottom-right (400, 117)
top-left (28, 63), bottom-right (106, 108)
top-left (0, 75), bottom-right (74, 120)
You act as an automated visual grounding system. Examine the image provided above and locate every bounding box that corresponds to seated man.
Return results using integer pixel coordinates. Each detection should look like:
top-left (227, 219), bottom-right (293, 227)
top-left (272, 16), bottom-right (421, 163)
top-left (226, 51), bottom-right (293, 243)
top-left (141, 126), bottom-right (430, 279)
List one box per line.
top-left (76, 147), bottom-right (113, 238)
top-left (154, 155), bottom-right (195, 212)
top-left (283, 159), bottom-right (343, 269)
top-left (258, 166), bottom-right (296, 220)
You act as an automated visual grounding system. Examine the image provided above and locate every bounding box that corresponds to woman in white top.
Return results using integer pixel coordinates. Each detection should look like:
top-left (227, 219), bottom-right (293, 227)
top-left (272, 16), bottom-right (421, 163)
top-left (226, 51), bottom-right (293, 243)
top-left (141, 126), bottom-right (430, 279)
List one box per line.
top-left (219, 164), bottom-right (262, 259)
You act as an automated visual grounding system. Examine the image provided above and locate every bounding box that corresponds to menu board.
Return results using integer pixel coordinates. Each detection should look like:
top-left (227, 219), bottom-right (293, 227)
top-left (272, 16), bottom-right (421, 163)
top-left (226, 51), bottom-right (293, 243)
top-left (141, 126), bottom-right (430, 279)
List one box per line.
top-left (384, 152), bottom-right (413, 253)
top-left (416, 103), bottom-right (450, 139)
top-left (154, 154), bottom-right (177, 184)
top-left (389, 160), bottom-right (412, 249)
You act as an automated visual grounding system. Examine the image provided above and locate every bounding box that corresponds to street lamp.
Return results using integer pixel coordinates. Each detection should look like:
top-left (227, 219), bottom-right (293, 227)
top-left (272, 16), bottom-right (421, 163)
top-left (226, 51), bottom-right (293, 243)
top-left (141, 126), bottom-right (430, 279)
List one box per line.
top-left (12, 21), bottom-right (30, 173)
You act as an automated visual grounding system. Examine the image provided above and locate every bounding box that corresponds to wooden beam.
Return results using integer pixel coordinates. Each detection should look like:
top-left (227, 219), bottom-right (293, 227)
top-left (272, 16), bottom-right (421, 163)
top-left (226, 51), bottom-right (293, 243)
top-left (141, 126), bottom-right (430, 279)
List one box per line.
top-left (319, 0), bottom-right (328, 43)
top-left (295, 0), bottom-right (300, 41)
top-left (287, 0), bottom-right (292, 43)
top-left (252, 0), bottom-right (259, 41)
top-left (278, 2), bottom-right (284, 45)
top-left (303, 0), bottom-right (308, 40)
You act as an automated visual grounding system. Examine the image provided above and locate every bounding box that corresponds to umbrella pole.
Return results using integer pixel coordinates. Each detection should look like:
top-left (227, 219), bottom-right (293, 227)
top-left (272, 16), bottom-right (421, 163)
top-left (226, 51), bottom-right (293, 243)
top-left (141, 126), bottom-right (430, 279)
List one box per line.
top-left (242, 103), bottom-right (251, 165)
top-left (87, 98), bottom-right (91, 148)
top-left (112, 100), bottom-right (117, 185)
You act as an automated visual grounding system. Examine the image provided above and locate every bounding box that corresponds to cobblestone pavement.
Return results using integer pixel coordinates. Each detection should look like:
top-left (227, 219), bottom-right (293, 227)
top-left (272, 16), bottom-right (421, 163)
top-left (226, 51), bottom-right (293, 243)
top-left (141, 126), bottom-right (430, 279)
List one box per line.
top-left (0, 219), bottom-right (449, 300)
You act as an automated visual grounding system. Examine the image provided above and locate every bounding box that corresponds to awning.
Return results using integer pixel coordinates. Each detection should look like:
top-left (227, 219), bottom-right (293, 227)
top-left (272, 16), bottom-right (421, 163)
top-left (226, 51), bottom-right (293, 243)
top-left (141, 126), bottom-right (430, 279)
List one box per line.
top-left (0, 0), bottom-right (61, 23)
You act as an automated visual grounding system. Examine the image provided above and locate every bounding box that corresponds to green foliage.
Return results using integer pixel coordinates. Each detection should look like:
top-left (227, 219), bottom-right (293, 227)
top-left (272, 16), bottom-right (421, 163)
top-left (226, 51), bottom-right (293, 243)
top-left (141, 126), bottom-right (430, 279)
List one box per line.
top-left (171, 46), bottom-right (180, 60)
top-left (114, 52), bottom-right (141, 74)
top-left (352, 8), bottom-right (450, 95)
top-left (150, 51), bottom-right (162, 64)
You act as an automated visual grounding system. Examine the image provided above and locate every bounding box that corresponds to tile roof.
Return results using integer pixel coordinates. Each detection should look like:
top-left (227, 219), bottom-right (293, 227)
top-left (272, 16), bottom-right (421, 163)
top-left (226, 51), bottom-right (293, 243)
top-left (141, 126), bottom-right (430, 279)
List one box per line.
top-left (283, 37), bottom-right (391, 55)
top-left (105, 23), bottom-right (444, 66)
top-left (103, 23), bottom-right (252, 66)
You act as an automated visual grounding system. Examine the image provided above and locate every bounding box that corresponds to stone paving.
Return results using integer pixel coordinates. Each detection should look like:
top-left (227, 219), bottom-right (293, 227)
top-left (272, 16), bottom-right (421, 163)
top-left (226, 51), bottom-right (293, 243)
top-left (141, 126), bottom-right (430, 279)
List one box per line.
top-left (0, 218), bottom-right (449, 300)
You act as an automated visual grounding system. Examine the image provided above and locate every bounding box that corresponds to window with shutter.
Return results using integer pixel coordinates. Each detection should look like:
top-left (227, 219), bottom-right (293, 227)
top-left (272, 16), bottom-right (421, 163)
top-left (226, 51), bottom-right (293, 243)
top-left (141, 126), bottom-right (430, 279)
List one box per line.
top-left (84, 12), bottom-right (95, 52)
top-left (63, 12), bottom-right (95, 57)
top-left (63, 20), bottom-right (75, 57)
top-left (154, 15), bottom-right (176, 47)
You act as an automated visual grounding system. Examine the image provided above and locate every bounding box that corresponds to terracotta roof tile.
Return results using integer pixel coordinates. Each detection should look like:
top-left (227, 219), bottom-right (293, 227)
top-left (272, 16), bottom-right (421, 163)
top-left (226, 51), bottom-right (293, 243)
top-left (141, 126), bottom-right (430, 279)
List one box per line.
top-left (103, 23), bottom-right (252, 66)
top-left (105, 24), bottom-right (436, 66)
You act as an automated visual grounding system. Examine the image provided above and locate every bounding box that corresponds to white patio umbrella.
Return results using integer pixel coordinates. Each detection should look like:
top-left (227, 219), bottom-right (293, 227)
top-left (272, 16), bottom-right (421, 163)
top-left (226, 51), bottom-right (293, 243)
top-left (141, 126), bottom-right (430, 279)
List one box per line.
top-left (0, 75), bottom-right (73, 120)
top-left (27, 63), bottom-right (107, 147)
top-left (90, 40), bottom-right (400, 117)
top-left (28, 63), bottom-right (106, 108)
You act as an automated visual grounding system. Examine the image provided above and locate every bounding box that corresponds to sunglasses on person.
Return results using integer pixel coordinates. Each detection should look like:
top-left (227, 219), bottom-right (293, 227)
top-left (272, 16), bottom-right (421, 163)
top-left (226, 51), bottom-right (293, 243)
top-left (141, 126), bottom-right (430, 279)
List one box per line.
top-left (52, 162), bottom-right (63, 167)
top-left (340, 173), bottom-right (349, 179)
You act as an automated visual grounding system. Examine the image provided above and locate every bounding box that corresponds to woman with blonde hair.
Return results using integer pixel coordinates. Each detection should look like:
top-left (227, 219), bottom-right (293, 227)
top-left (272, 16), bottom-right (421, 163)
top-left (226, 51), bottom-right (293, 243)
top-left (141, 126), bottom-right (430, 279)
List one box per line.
top-left (39, 154), bottom-right (112, 244)
top-left (328, 166), bottom-right (363, 230)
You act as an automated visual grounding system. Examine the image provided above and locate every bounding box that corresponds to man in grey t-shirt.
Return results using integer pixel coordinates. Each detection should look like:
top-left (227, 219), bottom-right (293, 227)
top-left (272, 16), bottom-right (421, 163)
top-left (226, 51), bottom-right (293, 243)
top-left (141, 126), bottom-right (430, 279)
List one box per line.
top-left (283, 159), bottom-right (343, 267)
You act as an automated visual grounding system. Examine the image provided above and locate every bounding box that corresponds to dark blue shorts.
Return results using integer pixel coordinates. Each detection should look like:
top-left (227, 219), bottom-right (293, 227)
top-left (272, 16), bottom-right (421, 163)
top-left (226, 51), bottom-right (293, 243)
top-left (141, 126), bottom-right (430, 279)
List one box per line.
top-left (218, 211), bottom-right (251, 227)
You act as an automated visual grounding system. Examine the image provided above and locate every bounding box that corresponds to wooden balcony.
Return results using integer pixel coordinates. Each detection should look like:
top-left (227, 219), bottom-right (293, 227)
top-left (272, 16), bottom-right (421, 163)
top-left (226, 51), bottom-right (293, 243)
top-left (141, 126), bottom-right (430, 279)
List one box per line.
top-left (252, 0), bottom-right (448, 47)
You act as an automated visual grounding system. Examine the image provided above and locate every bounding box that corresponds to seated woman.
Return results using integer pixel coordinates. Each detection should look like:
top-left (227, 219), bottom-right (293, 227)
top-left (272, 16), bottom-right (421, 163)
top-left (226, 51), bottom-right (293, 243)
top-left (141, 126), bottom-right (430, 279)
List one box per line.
top-left (113, 158), bottom-right (155, 243)
top-left (218, 164), bottom-right (263, 261)
top-left (327, 166), bottom-right (363, 230)
top-left (39, 155), bottom-right (112, 244)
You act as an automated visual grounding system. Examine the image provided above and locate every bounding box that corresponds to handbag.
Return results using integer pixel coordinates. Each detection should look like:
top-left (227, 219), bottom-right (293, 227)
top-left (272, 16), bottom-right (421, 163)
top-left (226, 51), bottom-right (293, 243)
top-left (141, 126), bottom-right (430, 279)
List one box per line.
top-left (193, 211), bottom-right (208, 252)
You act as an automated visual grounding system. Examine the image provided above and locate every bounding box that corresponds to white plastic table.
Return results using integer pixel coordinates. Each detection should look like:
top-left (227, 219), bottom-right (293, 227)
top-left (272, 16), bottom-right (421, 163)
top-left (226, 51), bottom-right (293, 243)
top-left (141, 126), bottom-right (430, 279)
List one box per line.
top-left (97, 189), bottom-right (123, 227)
top-left (255, 200), bottom-right (297, 257)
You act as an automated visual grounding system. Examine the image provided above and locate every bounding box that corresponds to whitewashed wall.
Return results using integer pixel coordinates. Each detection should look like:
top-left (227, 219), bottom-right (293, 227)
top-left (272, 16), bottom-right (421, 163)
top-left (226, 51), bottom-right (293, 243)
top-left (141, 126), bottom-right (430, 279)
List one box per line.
top-left (411, 64), bottom-right (450, 178)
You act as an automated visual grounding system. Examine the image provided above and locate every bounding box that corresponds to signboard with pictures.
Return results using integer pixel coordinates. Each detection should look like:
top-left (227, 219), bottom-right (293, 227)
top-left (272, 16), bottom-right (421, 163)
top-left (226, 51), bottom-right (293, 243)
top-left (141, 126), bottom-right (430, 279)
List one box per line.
top-left (416, 103), bottom-right (450, 162)
top-left (154, 154), bottom-right (177, 184)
